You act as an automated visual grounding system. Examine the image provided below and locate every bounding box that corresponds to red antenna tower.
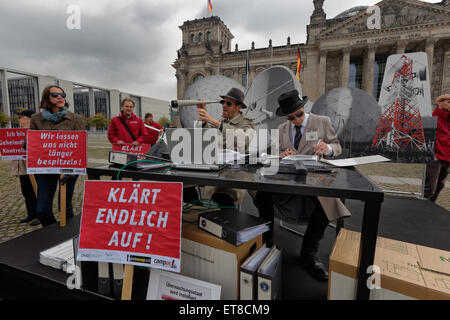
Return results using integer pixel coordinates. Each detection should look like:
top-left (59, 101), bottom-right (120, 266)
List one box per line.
top-left (371, 55), bottom-right (426, 151)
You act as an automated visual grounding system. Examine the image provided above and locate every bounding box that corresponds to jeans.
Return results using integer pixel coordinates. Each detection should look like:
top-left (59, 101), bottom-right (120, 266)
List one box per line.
top-left (35, 174), bottom-right (78, 227)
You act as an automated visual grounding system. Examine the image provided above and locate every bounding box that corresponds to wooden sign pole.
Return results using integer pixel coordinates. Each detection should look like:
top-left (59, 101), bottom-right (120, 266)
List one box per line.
top-left (120, 177), bottom-right (139, 300)
top-left (59, 174), bottom-right (67, 227)
top-left (121, 264), bottom-right (134, 300)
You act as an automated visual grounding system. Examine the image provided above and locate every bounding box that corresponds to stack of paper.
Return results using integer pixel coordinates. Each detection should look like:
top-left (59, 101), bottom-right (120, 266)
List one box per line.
top-left (237, 225), bottom-right (270, 244)
top-left (39, 239), bottom-right (75, 273)
top-left (320, 155), bottom-right (390, 167)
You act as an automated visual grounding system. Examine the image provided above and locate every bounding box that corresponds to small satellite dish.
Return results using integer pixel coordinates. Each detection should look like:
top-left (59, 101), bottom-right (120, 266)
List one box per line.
top-left (311, 87), bottom-right (381, 158)
top-left (243, 65), bottom-right (313, 131)
top-left (179, 75), bottom-right (245, 128)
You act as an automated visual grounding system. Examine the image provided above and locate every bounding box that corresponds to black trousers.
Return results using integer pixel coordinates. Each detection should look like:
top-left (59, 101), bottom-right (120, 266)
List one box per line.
top-left (19, 175), bottom-right (37, 219)
top-left (254, 191), bottom-right (329, 257)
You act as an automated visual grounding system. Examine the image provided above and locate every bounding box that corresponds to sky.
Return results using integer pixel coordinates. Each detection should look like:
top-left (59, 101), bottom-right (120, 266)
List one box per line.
top-left (0, 0), bottom-right (440, 101)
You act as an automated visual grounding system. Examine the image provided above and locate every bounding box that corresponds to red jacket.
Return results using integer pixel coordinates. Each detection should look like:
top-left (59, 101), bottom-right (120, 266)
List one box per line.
top-left (433, 107), bottom-right (450, 161)
top-left (143, 121), bottom-right (163, 145)
top-left (107, 113), bottom-right (148, 144)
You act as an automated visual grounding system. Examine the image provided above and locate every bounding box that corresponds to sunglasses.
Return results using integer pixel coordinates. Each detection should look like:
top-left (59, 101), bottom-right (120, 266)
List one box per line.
top-left (286, 111), bottom-right (304, 121)
top-left (220, 100), bottom-right (233, 107)
top-left (49, 92), bottom-right (66, 98)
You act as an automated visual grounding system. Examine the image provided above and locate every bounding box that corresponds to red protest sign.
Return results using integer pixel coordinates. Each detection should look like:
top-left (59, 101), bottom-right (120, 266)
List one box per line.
top-left (112, 143), bottom-right (151, 155)
top-left (0, 128), bottom-right (27, 160)
top-left (77, 180), bottom-right (183, 272)
top-left (26, 130), bottom-right (87, 174)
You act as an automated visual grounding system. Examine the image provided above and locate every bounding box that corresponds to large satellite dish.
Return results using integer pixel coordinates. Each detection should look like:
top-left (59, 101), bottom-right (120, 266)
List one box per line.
top-left (310, 87), bottom-right (381, 158)
top-left (179, 75), bottom-right (244, 128)
top-left (243, 65), bottom-right (314, 131)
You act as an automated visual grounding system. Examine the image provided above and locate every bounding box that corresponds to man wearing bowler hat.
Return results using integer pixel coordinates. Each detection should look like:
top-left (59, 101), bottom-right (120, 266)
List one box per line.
top-left (196, 87), bottom-right (255, 207)
top-left (254, 89), bottom-right (350, 281)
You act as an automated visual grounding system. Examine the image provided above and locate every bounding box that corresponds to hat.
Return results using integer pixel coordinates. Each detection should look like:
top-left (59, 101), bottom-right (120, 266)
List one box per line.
top-left (275, 90), bottom-right (308, 117)
top-left (220, 88), bottom-right (247, 108)
top-left (15, 109), bottom-right (35, 118)
top-left (436, 94), bottom-right (450, 104)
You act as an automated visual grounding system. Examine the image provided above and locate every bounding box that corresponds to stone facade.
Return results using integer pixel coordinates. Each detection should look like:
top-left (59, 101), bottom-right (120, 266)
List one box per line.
top-left (172, 0), bottom-right (450, 106)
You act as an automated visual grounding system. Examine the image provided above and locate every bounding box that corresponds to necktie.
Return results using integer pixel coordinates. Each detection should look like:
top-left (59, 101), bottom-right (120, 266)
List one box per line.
top-left (294, 125), bottom-right (302, 150)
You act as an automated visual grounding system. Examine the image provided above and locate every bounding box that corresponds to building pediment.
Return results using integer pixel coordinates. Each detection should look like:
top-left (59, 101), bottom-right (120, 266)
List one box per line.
top-left (321, 0), bottom-right (450, 38)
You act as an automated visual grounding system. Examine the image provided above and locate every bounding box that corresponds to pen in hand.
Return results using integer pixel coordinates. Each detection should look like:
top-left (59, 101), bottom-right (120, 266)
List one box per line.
top-left (315, 139), bottom-right (322, 164)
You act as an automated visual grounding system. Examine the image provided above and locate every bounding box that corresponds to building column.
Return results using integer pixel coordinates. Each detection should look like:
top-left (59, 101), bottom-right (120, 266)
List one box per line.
top-left (425, 38), bottom-right (436, 83)
top-left (362, 44), bottom-right (377, 95)
top-left (109, 89), bottom-right (121, 117)
top-left (318, 49), bottom-right (328, 96)
top-left (441, 43), bottom-right (450, 100)
top-left (341, 47), bottom-right (351, 87)
top-left (0, 70), bottom-right (10, 124)
top-left (176, 69), bottom-right (187, 99)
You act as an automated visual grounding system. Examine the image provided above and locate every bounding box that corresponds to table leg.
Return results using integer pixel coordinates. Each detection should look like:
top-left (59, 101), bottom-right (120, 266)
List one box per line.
top-left (356, 200), bottom-right (381, 300)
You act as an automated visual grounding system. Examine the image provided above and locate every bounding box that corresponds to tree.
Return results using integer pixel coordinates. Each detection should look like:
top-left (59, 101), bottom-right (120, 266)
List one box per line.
top-left (0, 111), bottom-right (9, 128)
top-left (158, 116), bottom-right (172, 128)
top-left (87, 113), bottom-right (110, 130)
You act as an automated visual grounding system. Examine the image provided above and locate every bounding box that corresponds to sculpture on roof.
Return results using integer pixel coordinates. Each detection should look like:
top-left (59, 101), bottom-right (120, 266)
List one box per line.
top-left (313, 0), bottom-right (325, 14)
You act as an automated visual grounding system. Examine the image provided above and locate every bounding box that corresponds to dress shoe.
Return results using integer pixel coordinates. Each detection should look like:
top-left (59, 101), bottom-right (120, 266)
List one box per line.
top-left (29, 219), bottom-right (41, 227)
top-left (299, 254), bottom-right (329, 281)
top-left (20, 216), bottom-right (35, 223)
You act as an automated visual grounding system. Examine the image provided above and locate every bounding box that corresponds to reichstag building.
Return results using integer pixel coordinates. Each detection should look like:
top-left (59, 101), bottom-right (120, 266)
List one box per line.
top-left (172, 0), bottom-right (450, 104)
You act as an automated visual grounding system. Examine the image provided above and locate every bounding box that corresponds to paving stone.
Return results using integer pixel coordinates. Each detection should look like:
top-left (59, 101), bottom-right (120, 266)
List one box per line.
top-left (368, 175), bottom-right (404, 185)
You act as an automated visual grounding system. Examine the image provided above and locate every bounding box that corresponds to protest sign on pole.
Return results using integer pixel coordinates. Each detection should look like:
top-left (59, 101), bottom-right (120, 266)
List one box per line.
top-left (26, 130), bottom-right (87, 174)
top-left (112, 143), bottom-right (151, 155)
top-left (77, 180), bottom-right (183, 273)
top-left (0, 128), bottom-right (27, 160)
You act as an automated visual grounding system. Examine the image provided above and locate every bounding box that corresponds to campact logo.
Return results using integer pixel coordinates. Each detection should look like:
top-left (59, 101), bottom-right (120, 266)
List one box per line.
top-left (153, 259), bottom-right (177, 269)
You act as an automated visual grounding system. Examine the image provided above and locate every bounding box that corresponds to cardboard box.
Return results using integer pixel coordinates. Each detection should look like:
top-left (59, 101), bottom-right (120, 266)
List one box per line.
top-left (180, 221), bottom-right (262, 300)
top-left (329, 229), bottom-right (450, 300)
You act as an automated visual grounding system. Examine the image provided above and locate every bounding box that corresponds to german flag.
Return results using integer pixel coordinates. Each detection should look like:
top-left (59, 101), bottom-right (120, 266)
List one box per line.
top-left (296, 48), bottom-right (302, 81)
top-left (208, 0), bottom-right (213, 13)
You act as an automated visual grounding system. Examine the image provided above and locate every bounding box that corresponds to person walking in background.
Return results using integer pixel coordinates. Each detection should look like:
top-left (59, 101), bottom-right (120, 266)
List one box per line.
top-left (143, 112), bottom-right (163, 146)
top-left (107, 98), bottom-right (147, 146)
top-left (29, 86), bottom-right (85, 227)
top-left (425, 94), bottom-right (450, 202)
top-left (12, 110), bottom-right (38, 226)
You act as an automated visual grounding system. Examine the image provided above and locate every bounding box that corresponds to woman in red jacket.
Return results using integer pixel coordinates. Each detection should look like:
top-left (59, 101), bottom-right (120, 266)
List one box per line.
top-left (107, 98), bottom-right (147, 145)
top-left (425, 94), bottom-right (450, 202)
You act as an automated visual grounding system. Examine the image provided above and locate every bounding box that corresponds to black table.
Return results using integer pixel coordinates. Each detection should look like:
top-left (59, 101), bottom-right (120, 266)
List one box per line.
top-left (87, 164), bottom-right (384, 300)
top-left (0, 215), bottom-right (108, 300)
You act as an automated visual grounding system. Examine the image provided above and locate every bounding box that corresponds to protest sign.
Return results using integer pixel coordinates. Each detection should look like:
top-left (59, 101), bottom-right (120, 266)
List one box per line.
top-left (77, 180), bottom-right (183, 272)
top-left (0, 128), bottom-right (27, 160)
top-left (26, 130), bottom-right (87, 174)
top-left (112, 143), bottom-right (151, 155)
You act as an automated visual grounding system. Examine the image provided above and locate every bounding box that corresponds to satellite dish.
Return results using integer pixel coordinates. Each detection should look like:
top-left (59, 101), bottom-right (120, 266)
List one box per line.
top-left (179, 75), bottom-right (245, 128)
top-left (310, 87), bottom-right (381, 158)
top-left (243, 65), bottom-right (313, 131)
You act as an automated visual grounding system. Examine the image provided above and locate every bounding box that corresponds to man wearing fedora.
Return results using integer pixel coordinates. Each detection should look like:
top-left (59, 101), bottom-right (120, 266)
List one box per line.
top-left (197, 87), bottom-right (255, 207)
top-left (254, 89), bottom-right (350, 281)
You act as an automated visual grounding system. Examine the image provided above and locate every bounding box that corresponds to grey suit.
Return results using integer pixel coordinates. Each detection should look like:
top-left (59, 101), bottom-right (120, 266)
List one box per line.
top-left (274, 113), bottom-right (350, 222)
